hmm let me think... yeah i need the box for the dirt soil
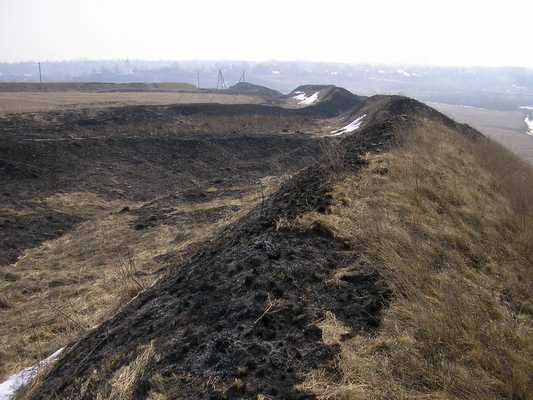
[0,85,383,383]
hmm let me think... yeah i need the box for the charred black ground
[0,88,371,267]
[0,100,332,266]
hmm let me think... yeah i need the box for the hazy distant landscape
[2,60,533,110]
[2,1,533,398]
[2,60,533,162]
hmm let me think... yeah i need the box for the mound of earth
[288,85,365,116]
[225,82,282,98]
[332,95,482,138]
[21,96,484,400]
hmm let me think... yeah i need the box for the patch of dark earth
[0,107,321,266]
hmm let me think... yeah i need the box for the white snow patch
[525,116,533,136]
[300,92,320,105]
[520,106,533,110]
[293,91,320,105]
[271,70,281,75]
[330,114,367,136]
[0,348,63,400]
[292,92,306,101]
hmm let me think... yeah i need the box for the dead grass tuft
[107,342,158,400]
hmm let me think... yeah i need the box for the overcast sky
[1,0,532,67]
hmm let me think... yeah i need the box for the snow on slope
[292,91,320,105]
[525,115,533,136]
[330,114,367,136]
[0,348,63,400]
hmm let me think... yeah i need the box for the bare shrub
[115,249,145,304]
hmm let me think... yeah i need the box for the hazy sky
[1,0,532,67]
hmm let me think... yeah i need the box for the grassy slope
[429,102,533,165]
[296,119,533,399]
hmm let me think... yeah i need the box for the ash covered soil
[0,101,330,266]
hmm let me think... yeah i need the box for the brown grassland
[0,92,262,114]
[293,119,533,399]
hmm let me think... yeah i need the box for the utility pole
[38,62,43,84]
[216,69,226,90]
[239,70,246,83]
[196,71,200,89]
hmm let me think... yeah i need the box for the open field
[0,92,262,114]
[430,102,533,164]
[0,83,198,92]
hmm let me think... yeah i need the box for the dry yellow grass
[0,92,262,114]
[0,185,274,381]
[107,342,158,400]
[296,120,533,399]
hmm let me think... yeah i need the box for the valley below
[430,102,533,164]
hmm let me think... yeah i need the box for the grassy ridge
[295,119,533,399]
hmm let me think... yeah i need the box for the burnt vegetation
[0,86,531,400]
